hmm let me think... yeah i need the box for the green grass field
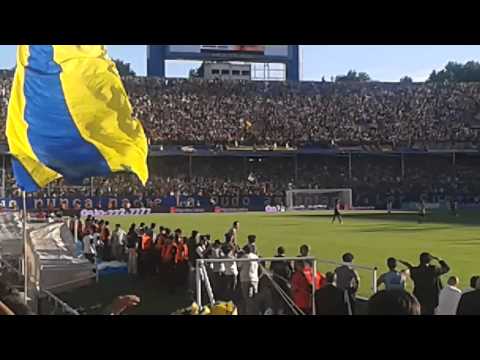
[60,210,480,314]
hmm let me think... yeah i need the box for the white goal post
[285,189,353,211]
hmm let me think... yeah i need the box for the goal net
[285,189,353,211]
[195,256,377,315]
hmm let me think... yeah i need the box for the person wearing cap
[399,252,450,315]
[436,276,462,315]
[456,277,480,315]
[377,257,408,291]
[334,253,360,315]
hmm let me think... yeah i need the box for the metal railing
[0,255,80,315]
[39,289,79,315]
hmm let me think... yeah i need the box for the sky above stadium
[1,45,480,82]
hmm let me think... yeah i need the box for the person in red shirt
[291,260,326,315]
[154,228,166,275]
[161,235,178,293]
[291,260,313,315]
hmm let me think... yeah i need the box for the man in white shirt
[222,244,238,302]
[82,229,96,263]
[238,244,259,315]
[436,276,462,315]
[209,240,226,299]
[111,224,127,261]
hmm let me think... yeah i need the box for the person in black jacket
[314,272,349,315]
[399,252,450,315]
[456,278,480,315]
[270,246,293,315]
[368,289,421,315]
[126,223,138,275]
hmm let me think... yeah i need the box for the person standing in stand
[334,253,360,315]
[297,244,313,268]
[463,276,479,294]
[247,235,257,254]
[376,257,408,291]
[101,221,111,261]
[161,235,177,293]
[456,278,480,315]
[238,244,259,315]
[111,224,127,261]
[315,272,349,315]
[270,246,293,315]
[82,228,96,264]
[174,236,190,293]
[126,224,138,276]
[141,226,154,277]
[291,260,313,315]
[135,226,146,277]
[399,253,450,315]
[209,240,226,299]
[222,243,238,302]
[436,276,462,315]
[154,228,166,277]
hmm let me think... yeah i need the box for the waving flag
[6,45,148,192]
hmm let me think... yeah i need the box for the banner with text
[0,195,285,212]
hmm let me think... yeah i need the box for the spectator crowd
[1,75,480,148]
[2,75,480,206]
[4,153,480,209]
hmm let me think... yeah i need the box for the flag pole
[22,190,28,304]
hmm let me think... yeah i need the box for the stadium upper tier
[1,76,480,147]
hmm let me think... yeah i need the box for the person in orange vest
[141,230,153,251]
[175,236,190,291]
[141,228,154,277]
[161,235,177,293]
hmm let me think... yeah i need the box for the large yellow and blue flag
[6,45,149,192]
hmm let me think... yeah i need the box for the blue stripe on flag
[24,45,110,184]
[11,158,40,193]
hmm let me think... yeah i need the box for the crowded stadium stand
[1,74,480,210]
[1,67,480,315]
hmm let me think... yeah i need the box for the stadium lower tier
[1,153,480,211]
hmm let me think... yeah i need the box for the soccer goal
[195,256,377,315]
[285,189,353,211]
